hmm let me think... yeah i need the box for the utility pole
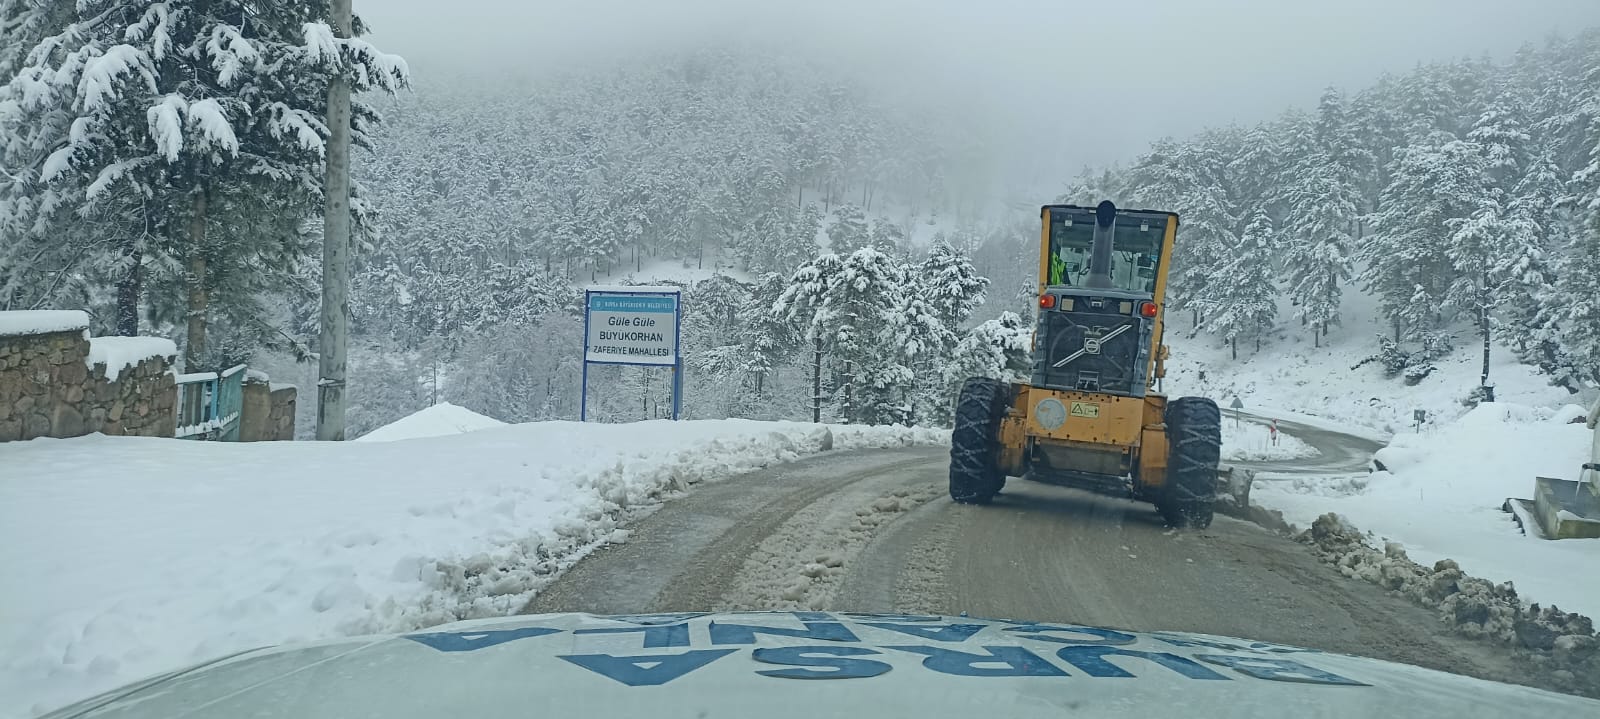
[317,0,353,441]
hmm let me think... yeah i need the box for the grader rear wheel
[1157,396,1222,528]
[949,377,1010,504]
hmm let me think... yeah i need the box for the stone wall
[0,329,176,442]
[268,386,296,441]
[239,379,297,442]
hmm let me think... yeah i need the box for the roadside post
[580,286,683,422]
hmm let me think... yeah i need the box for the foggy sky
[357,0,1600,191]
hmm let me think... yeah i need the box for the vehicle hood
[42,611,1597,718]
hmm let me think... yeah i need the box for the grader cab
[949,200,1224,528]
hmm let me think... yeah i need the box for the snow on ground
[1252,402,1600,619]
[605,257,752,286]
[354,402,506,442]
[85,336,177,381]
[0,310,89,336]
[1220,418,1317,461]
[1164,284,1580,438]
[0,419,948,719]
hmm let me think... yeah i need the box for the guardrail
[175,364,246,441]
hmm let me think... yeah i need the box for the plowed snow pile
[0,419,947,718]
[354,402,506,442]
[1253,402,1600,619]
[1221,419,1317,461]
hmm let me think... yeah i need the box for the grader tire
[1159,396,1221,528]
[949,377,1010,504]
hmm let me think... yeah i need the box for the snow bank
[1220,418,1318,461]
[0,419,946,718]
[85,336,177,381]
[354,402,507,442]
[0,310,89,337]
[1253,402,1600,618]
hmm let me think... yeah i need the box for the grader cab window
[1047,210,1167,293]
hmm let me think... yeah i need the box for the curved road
[524,424,1540,692]
[1231,413,1385,476]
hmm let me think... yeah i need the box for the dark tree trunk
[842,360,854,424]
[183,190,209,370]
[811,336,823,423]
[1313,324,1320,348]
[1230,336,1237,361]
[115,239,142,336]
[1479,265,1491,388]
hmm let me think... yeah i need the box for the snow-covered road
[524,432,1557,697]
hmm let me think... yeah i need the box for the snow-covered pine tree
[827,203,869,254]
[1489,134,1564,383]
[1202,210,1278,358]
[920,241,989,333]
[1282,159,1353,346]
[937,311,1031,425]
[1126,136,1235,328]
[1224,122,1286,215]
[1313,86,1378,212]
[867,216,906,256]
[1556,110,1600,385]
[774,253,845,422]
[828,248,911,424]
[1359,137,1477,343]
[901,241,988,424]
[1552,208,1600,385]
[0,1,405,363]
[742,272,799,397]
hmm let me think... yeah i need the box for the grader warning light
[947,201,1224,528]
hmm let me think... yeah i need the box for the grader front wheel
[1157,396,1222,528]
[949,377,1010,504]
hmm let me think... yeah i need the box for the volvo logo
[1083,337,1103,355]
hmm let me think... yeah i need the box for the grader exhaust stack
[1085,200,1117,290]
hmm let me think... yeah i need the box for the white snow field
[0,418,947,719]
[1163,282,1600,620]
[1220,418,1318,461]
[354,401,507,442]
[1163,284,1576,437]
[1254,401,1600,619]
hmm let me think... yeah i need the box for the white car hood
[43,612,1597,718]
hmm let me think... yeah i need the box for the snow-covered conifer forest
[2,3,1597,437]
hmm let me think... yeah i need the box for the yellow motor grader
[949,201,1224,527]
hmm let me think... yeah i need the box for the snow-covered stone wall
[0,316,177,442]
[239,376,296,442]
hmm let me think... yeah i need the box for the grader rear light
[1039,295,1057,309]
[1139,301,1158,318]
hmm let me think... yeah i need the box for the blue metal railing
[175,364,246,441]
